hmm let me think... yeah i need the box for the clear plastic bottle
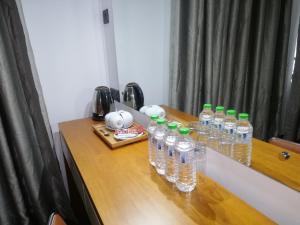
[194,141,207,174]
[164,123,178,183]
[188,122,206,173]
[233,113,253,166]
[175,127,196,192]
[147,114,159,166]
[208,106,225,151]
[154,118,167,175]
[197,103,214,150]
[220,109,237,156]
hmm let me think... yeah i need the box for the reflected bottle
[198,103,214,151]
[208,106,225,151]
[147,114,159,166]
[220,109,237,156]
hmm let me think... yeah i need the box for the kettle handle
[131,83,144,110]
[100,88,112,114]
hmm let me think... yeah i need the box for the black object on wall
[103,9,109,24]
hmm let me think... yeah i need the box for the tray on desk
[92,122,148,149]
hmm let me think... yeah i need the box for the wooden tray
[92,122,148,149]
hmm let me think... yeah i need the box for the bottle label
[180,152,187,164]
[157,142,164,151]
[237,133,249,140]
[218,124,224,130]
[168,145,174,156]
[213,118,224,130]
[215,118,223,123]
[224,122,236,134]
[224,128,234,134]
[237,126,249,133]
[201,115,212,126]
[237,127,250,140]
[151,137,155,145]
[148,126,155,134]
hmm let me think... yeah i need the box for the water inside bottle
[208,112,224,151]
[175,141,196,192]
[220,120,236,156]
[154,131,166,175]
[194,141,206,173]
[165,136,177,182]
[233,119,253,166]
[148,126,156,166]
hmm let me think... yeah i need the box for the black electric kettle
[92,86,113,121]
[123,82,144,110]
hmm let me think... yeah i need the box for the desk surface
[59,108,275,225]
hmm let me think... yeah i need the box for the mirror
[111,0,300,192]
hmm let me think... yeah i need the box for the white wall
[112,0,171,105]
[20,0,109,132]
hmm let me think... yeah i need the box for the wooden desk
[162,105,300,192]
[59,109,275,225]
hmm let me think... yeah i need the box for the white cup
[105,112,124,129]
[139,106,149,114]
[144,105,165,118]
[152,105,166,118]
[118,110,133,128]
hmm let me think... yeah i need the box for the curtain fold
[283,20,300,142]
[0,0,75,224]
[170,0,292,140]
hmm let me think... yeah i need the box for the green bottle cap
[203,103,212,109]
[239,113,249,120]
[216,106,224,112]
[156,118,166,125]
[167,122,177,130]
[179,127,190,135]
[226,109,236,116]
[150,114,159,120]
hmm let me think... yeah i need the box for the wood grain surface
[162,105,300,192]
[59,107,276,225]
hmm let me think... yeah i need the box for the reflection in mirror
[111,0,300,192]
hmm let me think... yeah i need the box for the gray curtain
[169,0,292,140]
[0,0,75,224]
[283,20,300,143]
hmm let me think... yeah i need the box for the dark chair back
[268,137,300,154]
[48,213,67,225]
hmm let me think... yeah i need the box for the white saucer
[114,132,143,140]
[106,122,134,131]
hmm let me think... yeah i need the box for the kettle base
[92,113,105,121]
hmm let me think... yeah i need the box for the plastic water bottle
[220,109,237,156]
[208,106,225,151]
[147,114,159,166]
[198,103,214,149]
[175,127,196,192]
[164,123,178,183]
[233,113,253,166]
[154,118,167,175]
[194,141,207,173]
[188,122,206,173]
